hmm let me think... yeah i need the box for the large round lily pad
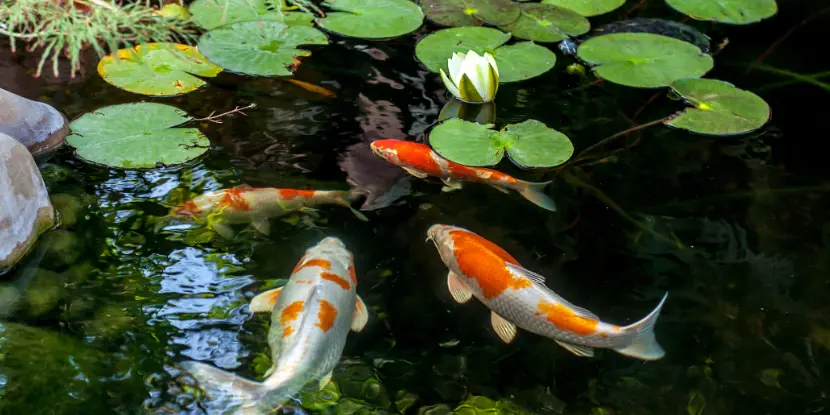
[502,120,573,168]
[189,0,313,30]
[416,27,555,83]
[421,0,520,27]
[577,33,713,88]
[317,0,424,39]
[429,119,503,166]
[666,78,771,135]
[541,0,625,16]
[66,103,209,169]
[97,43,221,97]
[666,0,777,25]
[198,21,328,76]
[499,3,590,43]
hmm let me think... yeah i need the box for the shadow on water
[3,0,830,414]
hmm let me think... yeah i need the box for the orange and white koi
[370,139,556,211]
[171,186,368,237]
[181,237,369,414]
[426,224,667,360]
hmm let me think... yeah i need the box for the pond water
[2,1,830,414]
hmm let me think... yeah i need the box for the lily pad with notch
[97,43,221,97]
[198,21,328,76]
[666,0,777,25]
[421,0,520,27]
[317,0,424,39]
[498,3,590,43]
[665,78,771,135]
[189,0,313,30]
[428,118,573,168]
[577,33,713,88]
[541,0,625,17]
[66,103,210,169]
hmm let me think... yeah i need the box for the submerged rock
[0,88,68,157]
[0,133,56,274]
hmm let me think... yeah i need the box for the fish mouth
[425,224,445,243]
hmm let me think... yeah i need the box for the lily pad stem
[574,115,674,160]
[193,103,257,124]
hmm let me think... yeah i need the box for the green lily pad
[541,0,625,16]
[665,78,771,135]
[317,0,424,39]
[189,0,313,30]
[429,118,572,167]
[97,43,221,97]
[197,21,328,76]
[421,0,520,27]
[415,27,555,83]
[499,3,590,43]
[666,0,777,25]
[577,33,713,88]
[66,103,209,169]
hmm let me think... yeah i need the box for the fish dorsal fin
[351,295,369,332]
[491,312,518,344]
[505,263,599,320]
[447,271,473,304]
[249,287,282,313]
[505,262,546,284]
[555,340,594,357]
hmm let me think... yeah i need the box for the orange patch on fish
[279,189,315,200]
[389,142,443,176]
[282,325,294,338]
[448,230,531,300]
[220,188,251,211]
[348,263,357,285]
[536,302,599,336]
[287,79,337,98]
[280,301,304,325]
[321,272,351,290]
[316,300,338,332]
[292,258,331,275]
[175,200,202,216]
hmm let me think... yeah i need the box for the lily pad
[421,0,520,27]
[577,33,713,88]
[429,118,572,167]
[541,0,625,16]
[189,0,313,30]
[416,27,555,83]
[592,18,711,53]
[66,103,209,169]
[197,21,328,76]
[97,43,221,97]
[666,78,771,135]
[318,0,424,39]
[498,3,590,43]
[666,0,777,25]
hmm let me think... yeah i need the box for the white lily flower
[439,50,499,103]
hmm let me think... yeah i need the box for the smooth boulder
[1,133,55,274]
[0,88,68,156]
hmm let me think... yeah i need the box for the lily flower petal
[484,52,499,79]
[440,68,462,100]
[448,53,465,85]
[457,73,484,103]
[459,52,488,101]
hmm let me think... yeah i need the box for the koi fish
[171,186,368,238]
[370,139,556,211]
[181,237,369,415]
[426,224,667,360]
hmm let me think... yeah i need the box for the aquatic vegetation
[421,0,521,27]
[498,3,590,43]
[665,0,778,25]
[542,0,625,17]
[666,78,772,135]
[317,0,425,39]
[440,51,500,104]
[189,0,314,30]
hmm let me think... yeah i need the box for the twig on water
[573,115,675,160]
[744,6,830,76]
[194,103,257,124]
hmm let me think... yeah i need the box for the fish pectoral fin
[440,178,463,192]
[249,287,283,313]
[263,365,277,378]
[349,207,370,222]
[489,184,510,194]
[505,262,547,284]
[447,271,473,304]
[491,312,518,344]
[402,167,429,179]
[555,340,594,357]
[252,217,271,236]
[351,295,369,332]
[211,221,236,239]
[319,371,333,389]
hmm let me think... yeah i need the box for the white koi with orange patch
[181,237,369,414]
[426,224,667,360]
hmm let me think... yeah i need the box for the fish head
[170,192,224,219]
[369,139,404,165]
[307,237,354,275]
[426,224,459,248]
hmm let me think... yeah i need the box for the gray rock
[0,88,68,156]
[1,133,56,274]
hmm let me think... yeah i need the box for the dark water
[3,1,830,414]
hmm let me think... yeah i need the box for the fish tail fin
[336,191,369,222]
[181,361,276,414]
[614,292,668,361]
[516,180,557,211]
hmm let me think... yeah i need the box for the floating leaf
[318,0,424,39]
[189,0,313,30]
[421,0,520,27]
[541,0,625,16]
[592,18,711,53]
[415,27,555,83]
[429,119,572,167]
[498,3,590,43]
[66,103,209,169]
[577,33,713,88]
[666,0,777,25]
[97,43,221,97]
[666,78,771,135]
[198,21,328,76]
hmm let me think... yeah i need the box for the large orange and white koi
[181,237,369,414]
[426,224,667,360]
[370,139,556,211]
[171,186,368,237]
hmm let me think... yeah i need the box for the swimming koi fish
[171,186,368,238]
[181,237,369,415]
[426,224,667,360]
[370,139,556,211]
